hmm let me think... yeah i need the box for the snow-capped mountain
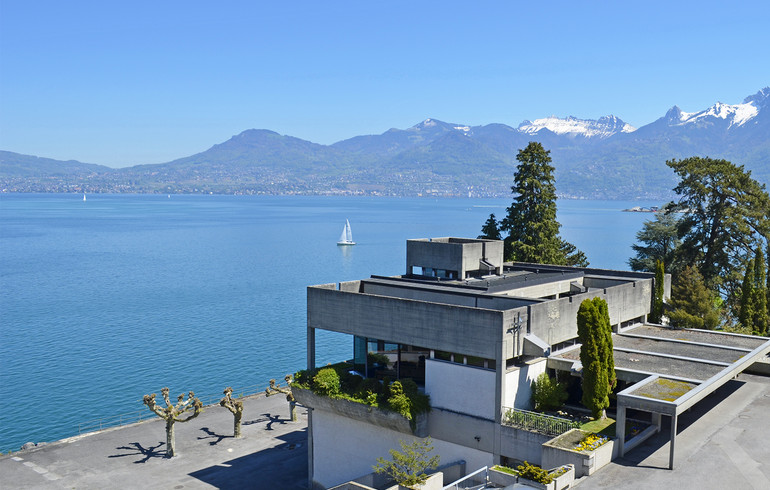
[662,88,768,130]
[665,102,758,129]
[4,87,768,200]
[517,115,635,139]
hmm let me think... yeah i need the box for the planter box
[550,464,575,490]
[384,472,443,490]
[518,477,555,490]
[488,467,518,487]
[292,387,428,437]
[541,429,614,477]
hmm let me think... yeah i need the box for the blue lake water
[0,194,660,452]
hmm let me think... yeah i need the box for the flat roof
[548,324,770,413]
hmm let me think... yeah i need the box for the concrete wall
[500,277,581,299]
[425,359,496,420]
[503,358,548,410]
[428,408,496,454]
[406,238,504,278]
[499,425,552,465]
[308,286,505,359]
[312,409,492,489]
[525,278,652,349]
[362,281,533,311]
[407,239,468,277]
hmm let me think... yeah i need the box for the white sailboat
[337,219,355,246]
[83,193,86,201]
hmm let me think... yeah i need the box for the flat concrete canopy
[547,324,770,470]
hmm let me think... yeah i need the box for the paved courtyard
[0,392,308,489]
[577,373,770,489]
[2,374,768,489]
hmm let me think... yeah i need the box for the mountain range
[2,87,768,200]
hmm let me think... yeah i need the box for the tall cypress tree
[739,257,755,330]
[650,260,665,324]
[596,298,616,391]
[577,297,613,419]
[765,244,770,335]
[499,142,587,266]
[752,247,768,335]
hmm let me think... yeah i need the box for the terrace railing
[501,407,580,437]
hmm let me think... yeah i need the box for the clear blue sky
[1,1,768,168]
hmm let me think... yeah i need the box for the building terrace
[302,237,770,488]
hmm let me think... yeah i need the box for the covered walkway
[548,325,770,469]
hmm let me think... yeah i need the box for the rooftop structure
[302,237,769,489]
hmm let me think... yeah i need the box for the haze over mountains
[2,87,768,200]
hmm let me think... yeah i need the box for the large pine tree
[478,213,501,240]
[667,157,770,301]
[499,142,587,266]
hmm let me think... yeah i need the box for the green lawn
[580,417,616,437]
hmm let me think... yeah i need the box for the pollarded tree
[668,265,721,330]
[478,213,501,240]
[667,157,770,302]
[265,375,298,422]
[577,297,614,419]
[220,387,244,438]
[499,142,587,266]
[143,387,203,458]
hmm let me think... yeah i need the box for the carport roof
[548,324,770,413]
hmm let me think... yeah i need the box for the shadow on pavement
[108,441,166,463]
[262,413,287,431]
[612,378,745,469]
[198,426,233,445]
[189,428,308,489]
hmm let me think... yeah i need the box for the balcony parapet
[292,387,428,437]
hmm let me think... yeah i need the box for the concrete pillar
[616,405,626,457]
[307,409,314,489]
[652,412,662,433]
[306,326,316,488]
[307,326,316,371]
[493,339,506,464]
[669,414,678,470]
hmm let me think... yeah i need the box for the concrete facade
[304,238,661,488]
[406,237,504,278]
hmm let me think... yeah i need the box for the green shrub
[532,372,568,411]
[293,369,310,389]
[517,461,553,484]
[341,372,363,393]
[312,368,340,396]
[400,378,419,395]
[360,377,384,397]
[387,381,412,418]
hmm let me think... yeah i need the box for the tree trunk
[234,412,242,438]
[166,418,175,457]
[289,400,297,422]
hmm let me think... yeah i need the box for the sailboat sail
[337,219,355,245]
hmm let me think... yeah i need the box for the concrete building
[301,237,768,488]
